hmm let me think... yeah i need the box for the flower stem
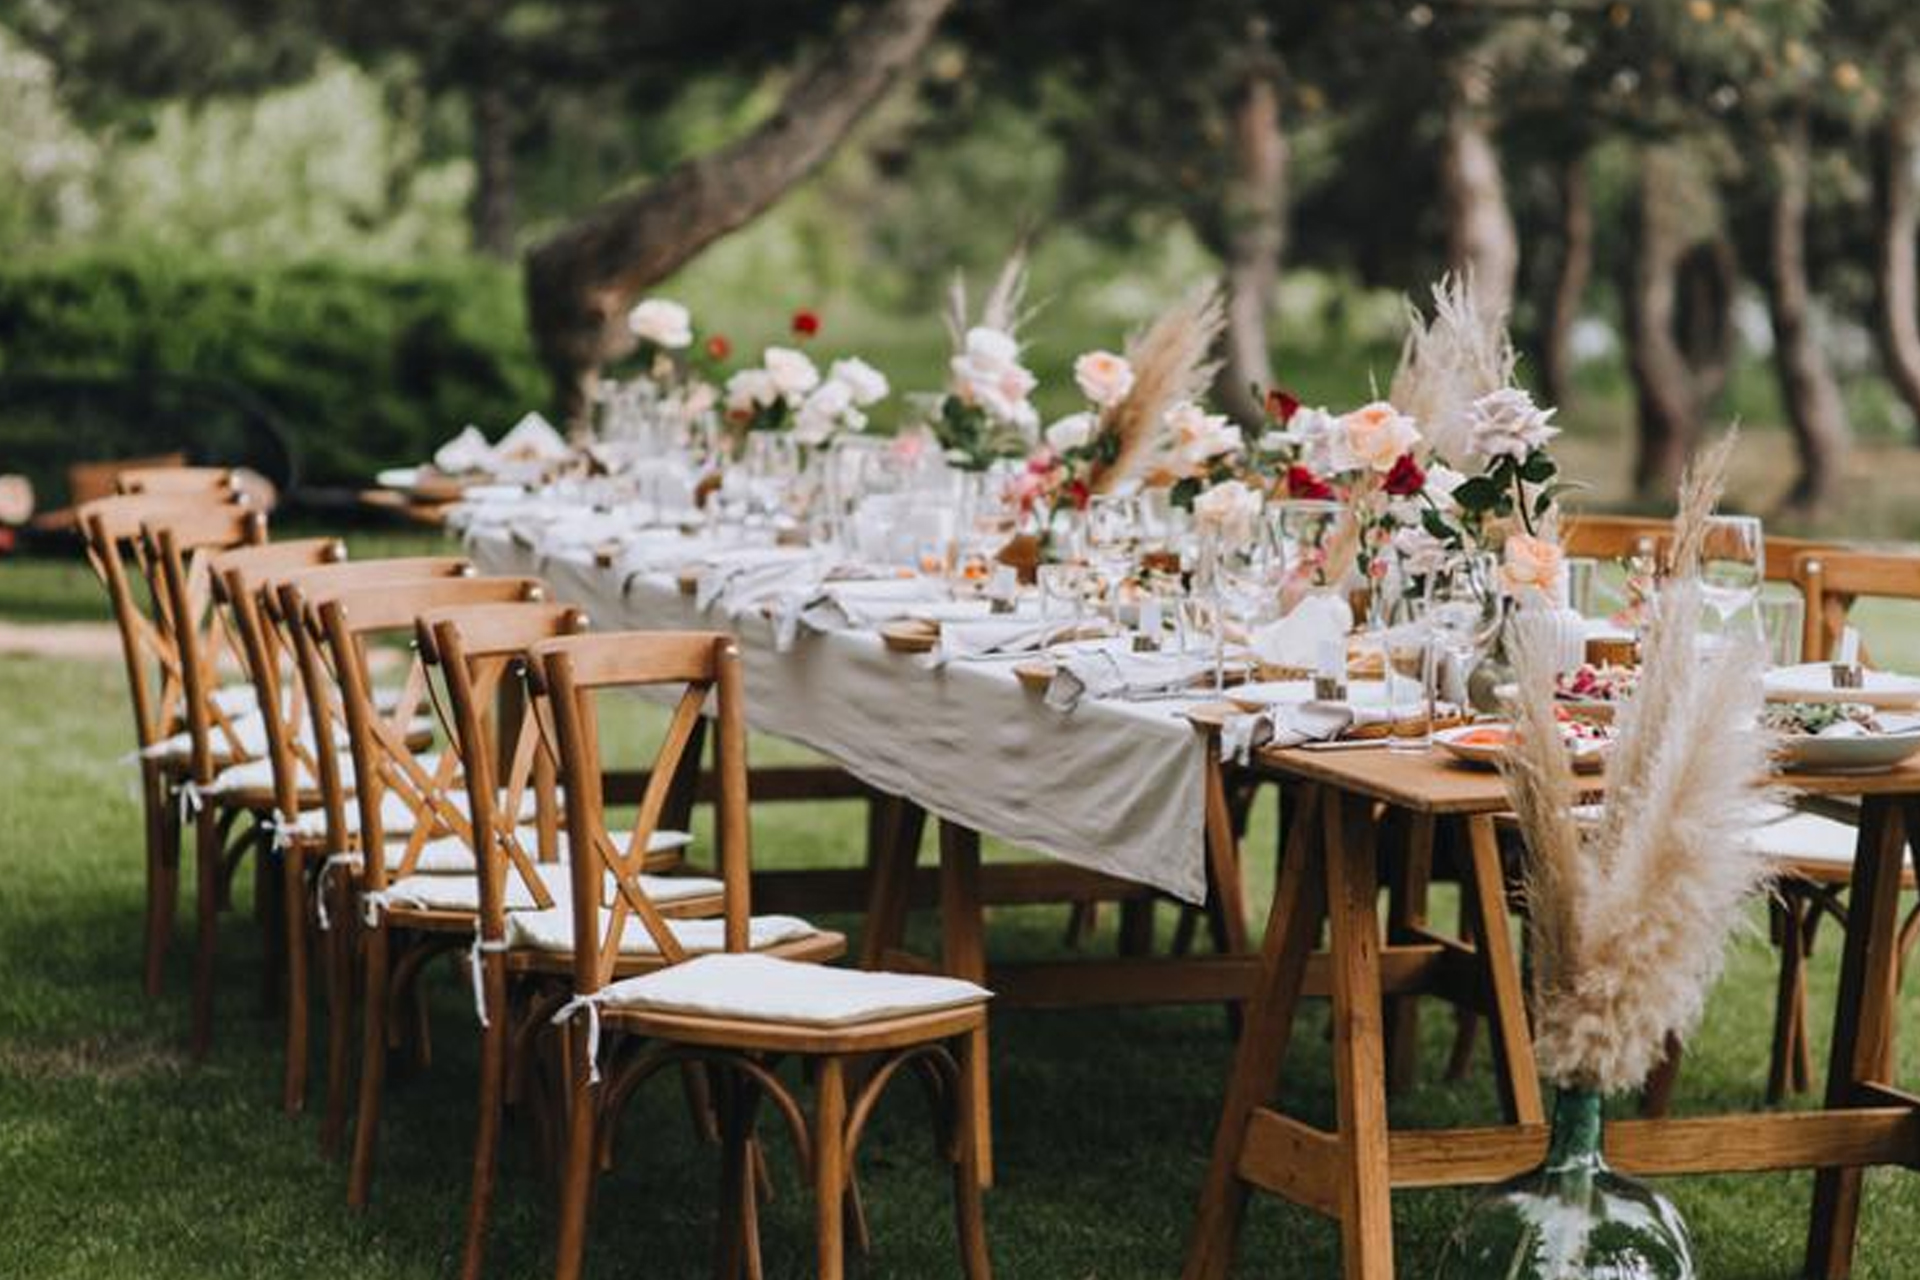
[1511,466,1537,538]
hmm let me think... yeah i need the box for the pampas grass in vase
[1436,492,1777,1278]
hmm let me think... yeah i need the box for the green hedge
[0,257,547,491]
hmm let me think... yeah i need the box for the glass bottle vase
[1432,1088,1695,1280]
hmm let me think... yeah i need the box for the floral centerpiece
[928,256,1042,471]
[722,309,890,452]
[601,295,731,439]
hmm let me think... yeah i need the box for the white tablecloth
[468,533,1210,903]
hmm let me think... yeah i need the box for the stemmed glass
[1269,498,1348,617]
[1424,552,1506,711]
[1084,494,1138,624]
[1203,519,1280,694]
[1698,514,1764,636]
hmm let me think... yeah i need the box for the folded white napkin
[434,425,495,475]
[694,546,820,613]
[1220,700,1357,764]
[495,411,570,463]
[1044,649,1214,712]
[931,617,1057,666]
[1250,594,1352,671]
[808,578,949,631]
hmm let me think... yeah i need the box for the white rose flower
[827,357,889,406]
[763,346,821,402]
[1288,406,1342,475]
[1330,401,1421,473]
[1072,350,1135,408]
[1166,401,1244,473]
[1464,387,1558,461]
[725,368,778,416]
[962,325,1019,365]
[1423,462,1467,510]
[1193,479,1263,542]
[795,379,854,443]
[950,326,1038,431]
[1391,524,1450,577]
[627,298,692,349]
[1045,412,1097,453]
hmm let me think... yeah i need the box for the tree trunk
[1538,154,1592,408]
[525,0,953,429]
[1764,113,1849,516]
[1675,235,1737,405]
[1874,74,1920,437]
[1213,42,1287,426]
[1439,47,1518,319]
[470,81,517,260]
[1624,146,1705,497]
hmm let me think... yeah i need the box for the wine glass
[1084,494,1138,623]
[1205,522,1280,693]
[1698,514,1764,633]
[1424,552,1505,710]
[1269,498,1348,615]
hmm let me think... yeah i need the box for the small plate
[1435,723,1610,772]
[880,620,939,654]
[1774,731,1920,775]
[1764,663,1920,709]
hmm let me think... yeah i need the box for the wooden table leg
[939,819,993,1187]
[1326,791,1395,1279]
[1463,816,1543,1126]
[1182,786,1328,1280]
[1203,756,1252,959]
[858,797,925,970]
[1805,797,1913,1279]
[1384,810,1432,1095]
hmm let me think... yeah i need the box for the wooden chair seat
[1757,811,1919,886]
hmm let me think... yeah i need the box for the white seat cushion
[381,871,724,915]
[598,953,990,1026]
[204,751,361,798]
[507,909,814,956]
[406,825,691,874]
[1751,811,1860,867]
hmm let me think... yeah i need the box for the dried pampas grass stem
[1389,271,1517,464]
[1669,427,1741,578]
[1092,285,1224,493]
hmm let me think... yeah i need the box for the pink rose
[1501,533,1565,598]
[1333,401,1421,473]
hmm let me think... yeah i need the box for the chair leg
[713,1067,763,1280]
[461,961,510,1280]
[257,833,283,1015]
[952,1029,993,1280]
[812,1056,849,1280]
[347,923,392,1208]
[321,877,355,1158]
[1639,1033,1682,1118]
[552,1019,600,1280]
[189,802,221,1058]
[282,849,311,1113]
[142,767,178,998]
[1769,892,1809,1104]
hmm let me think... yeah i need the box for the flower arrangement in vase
[721,308,890,456]
[925,254,1043,473]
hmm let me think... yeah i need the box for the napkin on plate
[694,546,820,613]
[804,578,950,632]
[1220,700,1357,764]
[931,617,1057,666]
[434,425,495,474]
[1250,594,1353,671]
[1044,649,1214,712]
[495,411,570,463]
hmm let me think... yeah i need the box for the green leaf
[1519,451,1557,484]
[1421,508,1459,543]
[1452,475,1504,511]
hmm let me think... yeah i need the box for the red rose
[1383,452,1425,497]
[1265,387,1301,424]
[1067,479,1091,510]
[1285,464,1335,500]
[791,309,821,338]
[705,334,732,360]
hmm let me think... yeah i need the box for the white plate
[1774,731,1920,775]
[1763,664,1920,709]
[376,466,421,489]
[1434,723,1611,771]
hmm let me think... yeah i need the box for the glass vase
[1433,1089,1695,1280]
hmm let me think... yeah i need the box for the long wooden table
[1181,742,1920,1280]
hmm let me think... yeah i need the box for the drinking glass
[1085,494,1138,622]
[1760,593,1805,668]
[1699,514,1764,632]
[1205,522,1281,693]
[1424,552,1505,709]
[1382,610,1436,753]
[1039,563,1093,630]
[1270,498,1348,617]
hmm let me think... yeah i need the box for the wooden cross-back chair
[314,573,567,1206]
[531,631,991,1280]
[1794,548,1920,662]
[77,491,244,998]
[210,536,349,1112]
[423,601,735,1280]
[146,505,274,1058]
[118,465,239,497]
[1563,512,1832,583]
[269,554,479,1149]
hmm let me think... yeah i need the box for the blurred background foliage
[2,0,1919,533]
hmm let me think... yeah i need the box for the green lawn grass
[1,641,1917,1278]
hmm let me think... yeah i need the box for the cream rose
[1332,401,1421,473]
[627,298,692,348]
[827,357,889,407]
[1166,401,1244,474]
[1466,387,1558,461]
[1073,350,1135,408]
[1045,412,1096,453]
[763,346,821,402]
[1501,532,1565,598]
[1193,479,1263,543]
[950,326,1038,431]
[724,368,778,416]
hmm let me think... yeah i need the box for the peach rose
[1332,401,1421,473]
[1073,350,1135,408]
[1501,533,1565,598]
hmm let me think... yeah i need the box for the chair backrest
[146,508,271,782]
[1792,549,1920,662]
[421,602,590,940]
[68,453,187,508]
[117,466,238,497]
[1564,512,1830,584]
[316,576,547,886]
[78,492,245,754]
[211,538,347,821]
[273,557,476,846]
[529,631,751,995]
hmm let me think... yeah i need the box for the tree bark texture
[470,80,517,261]
[1764,113,1849,515]
[525,0,954,428]
[1538,154,1592,409]
[1213,45,1287,426]
[1874,74,1920,439]
[1439,48,1518,320]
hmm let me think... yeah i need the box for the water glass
[1760,593,1806,668]
[1699,514,1764,631]
[1381,621,1435,752]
